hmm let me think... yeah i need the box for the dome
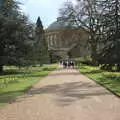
[47,17,75,30]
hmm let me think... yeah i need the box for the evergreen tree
[0,0,34,72]
[34,16,49,65]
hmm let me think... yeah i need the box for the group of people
[59,59,75,68]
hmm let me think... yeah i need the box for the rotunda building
[45,17,89,62]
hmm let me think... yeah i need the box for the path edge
[77,69,120,99]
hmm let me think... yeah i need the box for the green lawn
[0,64,57,108]
[78,64,120,96]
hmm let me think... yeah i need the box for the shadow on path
[28,81,110,106]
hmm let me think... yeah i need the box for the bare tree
[59,0,108,65]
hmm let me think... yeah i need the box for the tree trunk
[117,64,120,71]
[91,43,98,66]
[49,52,53,63]
[0,65,3,73]
[89,32,98,66]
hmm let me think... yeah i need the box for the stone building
[45,18,90,62]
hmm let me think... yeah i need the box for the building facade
[45,18,90,62]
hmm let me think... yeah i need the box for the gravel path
[0,67,120,120]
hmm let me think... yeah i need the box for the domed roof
[47,17,75,30]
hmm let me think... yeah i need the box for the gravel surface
[0,67,120,120]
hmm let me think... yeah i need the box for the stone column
[47,36,50,47]
[50,35,53,46]
[54,34,57,46]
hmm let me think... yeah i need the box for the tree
[9,14,35,67]
[0,0,19,72]
[59,0,105,65]
[96,0,120,70]
[59,0,120,70]
[0,0,34,72]
[34,16,49,65]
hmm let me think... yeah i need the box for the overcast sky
[19,0,68,28]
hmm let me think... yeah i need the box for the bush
[75,57,93,66]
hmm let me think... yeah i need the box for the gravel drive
[0,67,120,120]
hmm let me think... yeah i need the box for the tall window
[54,34,57,46]
[50,35,53,46]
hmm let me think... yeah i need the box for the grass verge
[0,64,57,108]
[78,64,120,97]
